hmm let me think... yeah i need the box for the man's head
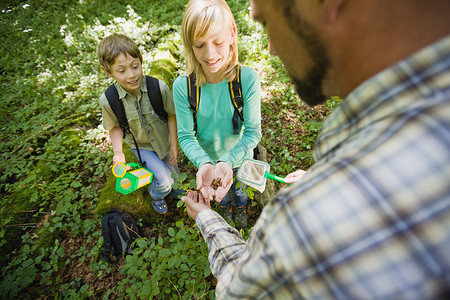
[250,0,450,105]
[251,0,331,106]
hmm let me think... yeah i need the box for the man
[182,0,450,298]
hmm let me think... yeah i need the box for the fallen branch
[2,223,37,228]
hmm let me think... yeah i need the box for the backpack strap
[228,65,244,135]
[105,79,164,167]
[187,73,200,135]
[105,84,130,139]
[145,76,168,123]
[101,213,113,257]
[187,66,243,136]
[121,210,141,240]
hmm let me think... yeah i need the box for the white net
[237,159,270,193]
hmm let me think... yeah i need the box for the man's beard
[282,3,331,106]
[290,57,328,106]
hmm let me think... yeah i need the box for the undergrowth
[0,0,340,298]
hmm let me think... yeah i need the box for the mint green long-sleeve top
[173,66,262,169]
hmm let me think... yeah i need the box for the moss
[148,37,181,89]
[60,129,81,149]
[96,143,160,222]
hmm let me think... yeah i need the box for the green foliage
[114,222,214,299]
[0,0,340,298]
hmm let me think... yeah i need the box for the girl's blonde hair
[182,0,238,86]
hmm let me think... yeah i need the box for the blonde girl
[173,0,261,228]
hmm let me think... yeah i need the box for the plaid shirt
[196,35,450,299]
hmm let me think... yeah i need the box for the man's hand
[214,162,233,202]
[182,190,210,220]
[282,169,307,187]
[197,163,215,201]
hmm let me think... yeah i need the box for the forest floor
[31,82,333,299]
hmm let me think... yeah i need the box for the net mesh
[237,159,270,193]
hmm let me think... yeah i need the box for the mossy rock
[60,129,81,148]
[149,56,178,89]
[96,143,161,222]
[148,38,182,89]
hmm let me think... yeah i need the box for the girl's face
[192,25,234,83]
[106,53,143,97]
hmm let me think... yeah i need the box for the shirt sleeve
[196,199,292,299]
[218,67,262,168]
[173,76,215,168]
[159,80,176,115]
[99,93,118,131]
[195,209,248,290]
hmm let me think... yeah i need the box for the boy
[98,33,179,214]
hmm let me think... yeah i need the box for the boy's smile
[107,53,143,97]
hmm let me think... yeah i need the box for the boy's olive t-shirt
[99,78,175,159]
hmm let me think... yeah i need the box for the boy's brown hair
[97,33,143,73]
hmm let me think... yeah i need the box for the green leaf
[136,238,147,248]
[168,227,175,237]
[189,179,197,189]
[140,279,152,296]
[204,266,211,277]
[70,181,82,188]
[179,172,187,182]
[22,259,33,268]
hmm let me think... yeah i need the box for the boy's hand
[113,152,126,166]
[182,190,210,220]
[196,163,214,201]
[214,162,233,202]
[169,146,179,165]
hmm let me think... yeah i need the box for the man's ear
[321,0,345,25]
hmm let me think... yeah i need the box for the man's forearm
[196,209,247,284]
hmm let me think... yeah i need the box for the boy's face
[104,53,143,97]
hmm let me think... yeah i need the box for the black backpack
[187,65,243,135]
[104,76,168,165]
[101,209,141,263]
